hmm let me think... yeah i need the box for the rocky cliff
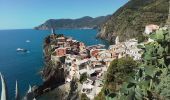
[33,34,82,100]
[98,0,169,43]
[33,34,66,98]
[37,79,81,100]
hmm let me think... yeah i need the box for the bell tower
[115,36,119,45]
[51,28,55,34]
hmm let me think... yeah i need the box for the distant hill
[97,0,169,43]
[35,16,111,30]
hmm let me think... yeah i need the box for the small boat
[16,48,28,52]
[26,40,31,43]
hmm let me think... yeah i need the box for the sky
[0,0,128,29]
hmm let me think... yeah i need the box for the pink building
[145,24,159,34]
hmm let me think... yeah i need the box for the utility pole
[168,0,170,35]
[167,0,170,25]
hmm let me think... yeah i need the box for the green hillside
[35,16,111,30]
[98,0,169,43]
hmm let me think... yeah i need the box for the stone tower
[51,28,55,34]
[115,36,119,45]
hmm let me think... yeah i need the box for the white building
[124,39,142,60]
[144,24,160,42]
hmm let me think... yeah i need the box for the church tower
[51,28,55,34]
[115,36,119,45]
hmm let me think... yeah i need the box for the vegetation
[80,73,88,84]
[98,0,169,43]
[35,16,111,30]
[81,93,90,100]
[94,88,105,100]
[95,57,138,100]
[104,27,170,100]
[137,34,148,43]
[105,57,138,92]
[68,77,79,100]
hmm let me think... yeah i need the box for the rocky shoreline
[33,33,82,100]
[33,34,66,99]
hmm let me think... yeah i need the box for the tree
[94,57,137,100]
[105,57,137,92]
[81,93,90,100]
[67,77,79,100]
[80,73,87,84]
[137,34,148,43]
[107,27,170,100]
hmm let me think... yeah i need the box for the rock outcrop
[37,78,81,100]
[33,33,82,100]
[33,34,66,98]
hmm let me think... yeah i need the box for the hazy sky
[0,0,128,29]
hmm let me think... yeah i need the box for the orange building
[56,48,66,57]
[90,49,99,58]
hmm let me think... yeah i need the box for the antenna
[167,0,170,26]
[168,0,170,35]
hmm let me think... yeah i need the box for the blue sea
[0,29,107,99]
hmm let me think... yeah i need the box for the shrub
[80,73,87,84]
[81,93,90,100]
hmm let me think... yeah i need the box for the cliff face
[34,34,81,100]
[34,34,66,97]
[35,16,111,30]
[98,0,169,43]
[37,78,80,100]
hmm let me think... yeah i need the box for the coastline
[0,29,106,99]
[34,31,111,99]
[34,27,143,99]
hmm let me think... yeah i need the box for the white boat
[16,48,28,52]
[26,40,30,43]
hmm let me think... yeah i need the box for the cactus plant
[104,27,170,100]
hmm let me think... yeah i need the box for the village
[47,24,160,99]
